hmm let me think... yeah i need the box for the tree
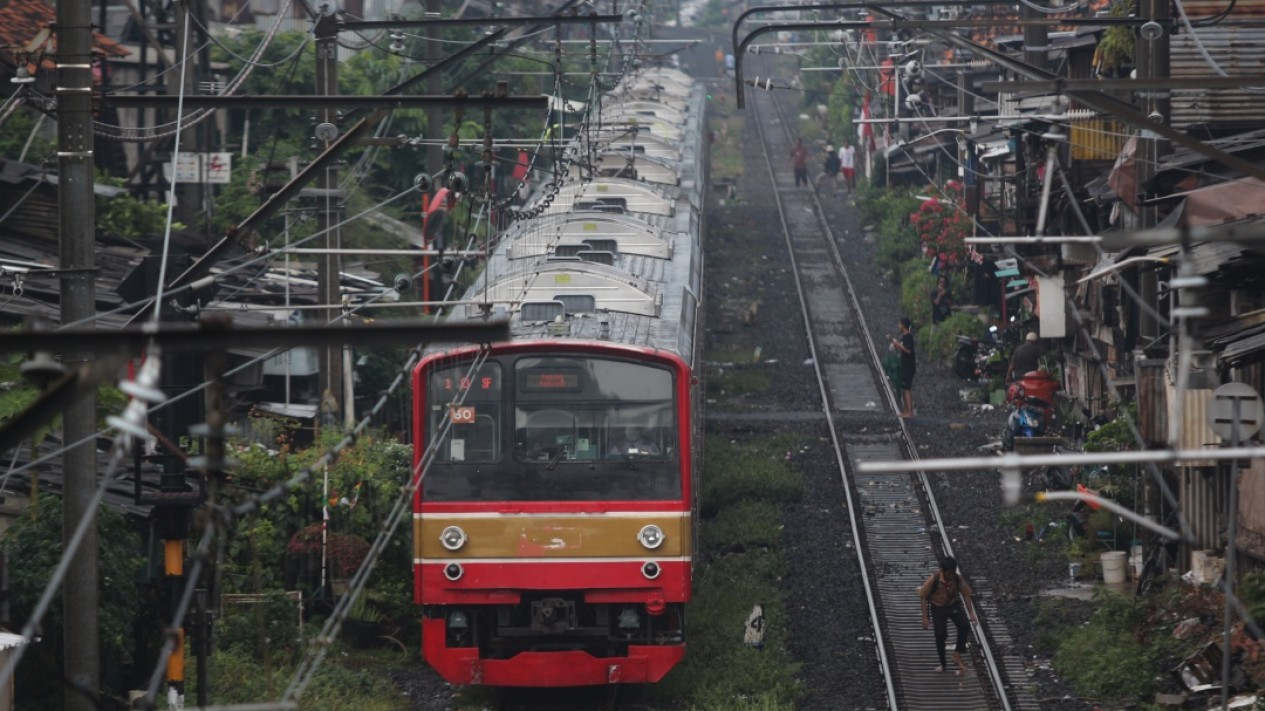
[4,497,144,710]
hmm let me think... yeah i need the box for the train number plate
[448,405,476,424]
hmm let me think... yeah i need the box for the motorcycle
[952,335,983,379]
[1001,386,1049,452]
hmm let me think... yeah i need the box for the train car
[411,68,707,687]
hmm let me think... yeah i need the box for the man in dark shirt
[889,317,916,418]
[1007,332,1042,382]
[789,138,809,187]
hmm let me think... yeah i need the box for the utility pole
[56,0,100,706]
[314,9,344,428]
[173,0,202,228]
[1136,0,1171,531]
[424,0,443,314]
[426,0,444,175]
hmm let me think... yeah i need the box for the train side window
[426,361,502,463]
[455,414,498,461]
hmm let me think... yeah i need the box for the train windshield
[422,356,681,502]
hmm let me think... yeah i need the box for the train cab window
[516,408,599,462]
[426,362,502,463]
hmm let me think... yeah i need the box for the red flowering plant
[288,523,370,579]
[908,180,971,269]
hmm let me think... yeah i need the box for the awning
[1175,177,1265,226]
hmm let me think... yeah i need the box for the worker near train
[918,556,978,676]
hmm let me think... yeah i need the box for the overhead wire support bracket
[101,95,551,110]
[0,319,510,357]
[340,13,624,31]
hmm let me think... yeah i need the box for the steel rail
[747,54,1014,711]
[747,67,900,711]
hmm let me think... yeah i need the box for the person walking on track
[918,556,978,676]
[789,138,809,187]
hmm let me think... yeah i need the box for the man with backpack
[918,556,978,675]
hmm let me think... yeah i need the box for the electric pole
[174,0,203,228]
[314,9,344,428]
[56,0,100,706]
[1136,0,1171,529]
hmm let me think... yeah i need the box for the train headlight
[440,526,468,551]
[641,561,661,580]
[444,562,464,581]
[637,525,665,550]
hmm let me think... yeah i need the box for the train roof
[430,76,706,364]
[505,212,672,260]
[593,153,680,186]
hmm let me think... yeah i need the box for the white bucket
[1101,551,1127,584]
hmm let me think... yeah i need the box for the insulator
[119,379,168,404]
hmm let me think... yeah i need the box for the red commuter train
[411,66,706,687]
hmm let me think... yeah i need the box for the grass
[193,646,411,711]
[699,435,804,517]
[705,364,773,399]
[651,433,805,710]
[709,92,745,183]
[707,346,765,365]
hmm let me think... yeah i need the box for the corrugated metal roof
[1179,0,1265,19]
[1171,27,1265,129]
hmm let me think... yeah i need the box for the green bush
[898,260,937,328]
[4,497,144,710]
[217,589,305,661]
[857,188,921,276]
[1054,589,1169,703]
[918,312,986,364]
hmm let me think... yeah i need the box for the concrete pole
[55,0,100,706]
[315,11,343,427]
[426,0,444,175]
[1022,2,1048,73]
[174,0,203,228]
[1139,0,1171,522]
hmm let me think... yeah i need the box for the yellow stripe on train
[415,513,692,559]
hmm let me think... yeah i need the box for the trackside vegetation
[653,435,805,710]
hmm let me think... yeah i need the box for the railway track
[744,60,1037,711]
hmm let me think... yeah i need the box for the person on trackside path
[838,137,857,193]
[919,556,978,676]
[890,316,916,418]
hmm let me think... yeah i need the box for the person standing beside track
[919,556,978,676]
[889,317,916,418]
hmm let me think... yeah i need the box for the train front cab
[413,345,693,686]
